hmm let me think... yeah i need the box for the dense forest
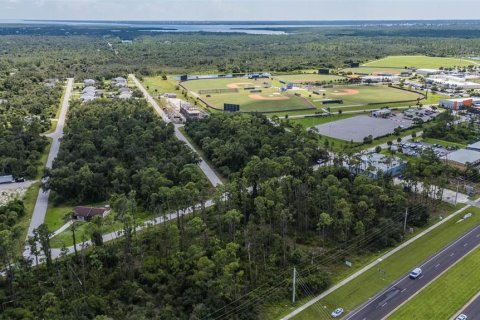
[0,62,62,178]
[3,24,480,80]
[2,161,426,320]
[44,99,209,208]
[185,113,327,177]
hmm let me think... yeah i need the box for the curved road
[345,223,480,320]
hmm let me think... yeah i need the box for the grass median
[267,205,480,319]
[389,246,480,319]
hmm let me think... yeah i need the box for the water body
[2,20,480,35]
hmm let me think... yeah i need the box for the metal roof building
[447,149,480,167]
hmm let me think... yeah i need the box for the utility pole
[292,266,297,304]
[455,179,460,205]
[403,207,408,232]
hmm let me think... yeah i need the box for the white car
[331,307,344,318]
[456,314,467,320]
[409,267,422,279]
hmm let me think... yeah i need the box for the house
[72,206,110,221]
[44,78,58,88]
[112,77,128,88]
[84,79,96,87]
[118,91,133,99]
[0,175,14,184]
[82,86,97,94]
[80,92,96,102]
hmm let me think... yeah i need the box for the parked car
[456,314,467,320]
[331,307,344,318]
[15,177,25,183]
[409,267,422,279]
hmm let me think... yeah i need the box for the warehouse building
[447,149,480,168]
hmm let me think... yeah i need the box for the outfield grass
[268,205,480,320]
[389,246,480,320]
[364,55,479,69]
[341,67,407,75]
[273,74,345,83]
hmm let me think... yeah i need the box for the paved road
[452,291,480,320]
[345,222,480,320]
[26,78,74,239]
[129,74,223,187]
[279,203,475,320]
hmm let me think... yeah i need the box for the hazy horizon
[1,0,480,21]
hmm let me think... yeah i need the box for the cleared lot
[314,115,413,142]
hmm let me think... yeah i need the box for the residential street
[25,78,74,239]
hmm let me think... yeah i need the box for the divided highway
[452,291,480,320]
[345,223,480,320]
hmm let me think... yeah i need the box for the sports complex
[181,74,425,113]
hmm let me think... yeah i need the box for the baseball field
[182,77,315,113]
[363,55,479,69]
[292,84,424,108]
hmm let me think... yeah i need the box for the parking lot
[314,110,437,142]
[397,141,453,158]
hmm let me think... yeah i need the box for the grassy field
[183,77,314,113]
[266,205,480,319]
[309,85,423,107]
[273,74,345,83]
[364,55,479,69]
[341,67,407,75]
[389,246,480,320]
[141,75,181,95]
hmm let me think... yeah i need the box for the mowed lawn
[364,55,479,69]
[183,77,315,112]
[341,67,407,75]
[274,74,345,83]
[272,206,480,320]
[312,85,423,107]
[389,247,480,320]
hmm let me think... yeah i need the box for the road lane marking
[401,288,407,293]
[435,263,441,268]
[451,252,455,256]
[464,243,469,247]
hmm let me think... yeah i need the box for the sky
[1,0,480,21]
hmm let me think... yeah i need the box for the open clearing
[364,55,479,69]
[183,77,315,113]
[389,246,480,320]
[341,67,407,75]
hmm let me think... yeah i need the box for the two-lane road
[345,223,480,320]
[26,78,74,239]
[129,74,223,187]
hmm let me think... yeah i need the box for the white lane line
[464,243,469,247]
[381,302,388,308]
[435,263,441,268]
[401,288,407,293]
